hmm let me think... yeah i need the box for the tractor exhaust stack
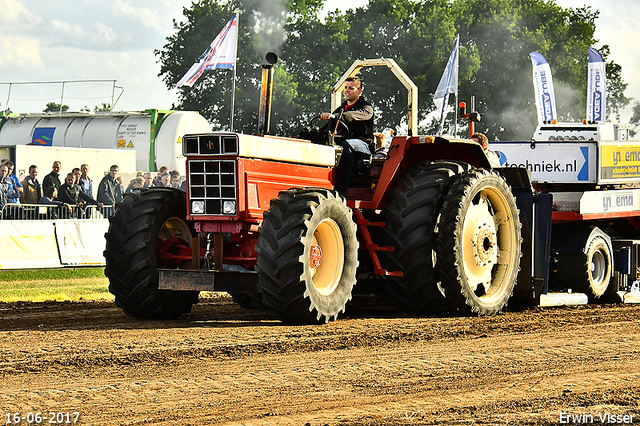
[257,52,278,136]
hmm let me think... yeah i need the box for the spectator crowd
[0,159,184,215]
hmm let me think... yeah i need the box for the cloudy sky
[1,0,638,124]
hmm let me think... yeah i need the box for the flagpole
[454,34,459,137]
[230,66,236,131]
[229,13,238,132]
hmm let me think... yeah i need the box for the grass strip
[0,268,112,302]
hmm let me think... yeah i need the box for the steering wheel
[325,115,350,142]
[305,116,349,145]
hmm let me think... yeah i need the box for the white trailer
[0,109,213,175]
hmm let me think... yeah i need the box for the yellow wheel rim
[309,218,344,296]
[461,185,518,304]
[159,217,193,246]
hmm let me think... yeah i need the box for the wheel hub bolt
[475,226,496,265]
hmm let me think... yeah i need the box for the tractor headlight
[192,200,205,214]
[223,200,236,215]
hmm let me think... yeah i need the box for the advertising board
[599,142,640,183]
[491,141,596,184]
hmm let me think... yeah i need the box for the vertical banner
[530,52,557,124]
[587,47,606,123]
[434,36,459,135]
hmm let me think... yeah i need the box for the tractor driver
[320,76,374,194]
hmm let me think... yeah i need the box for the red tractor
[104,59,524,323]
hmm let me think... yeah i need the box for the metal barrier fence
[0,204,116,220]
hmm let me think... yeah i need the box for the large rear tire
[557,235,612,301]
[380,162,469,315]
[436,169,521,315]
[255,188,358,324]
[229,292,266,310]
[104,189,199,319]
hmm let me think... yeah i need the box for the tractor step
[353,208,403,277]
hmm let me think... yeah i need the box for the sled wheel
[380,161,470,315]
[557,235,612,300]
[436,169,521,315]
[256,188,358,323]
[104,188,199,319]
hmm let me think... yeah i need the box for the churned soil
[1,295,639,425]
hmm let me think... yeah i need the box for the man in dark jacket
[72,168,86,194]
[38,187,73,216]
[97,165,123,206]
[319,76,374,193]
[58,173,102,208]
[42,161,62,196]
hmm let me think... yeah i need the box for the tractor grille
[183,134,238,155]
[188,159,237,216]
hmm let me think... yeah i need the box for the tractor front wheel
[255,188,358,323]
[104,188,199,319]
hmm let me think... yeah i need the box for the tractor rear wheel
[104,188,199,319]
[255,188,358,323]
[557,235,612,301]
[436,169,521,315]
[380,161,469,315]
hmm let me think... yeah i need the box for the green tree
[630,101,640,138]
[598,45,630,123]
[155,0,315,134]
[94,103,112,112]
[43,102,69,113]
[331,0,471,133]
[453,0,602,140]
[0,102,11,115]
[81,103,112,113]
[157,0,629,141]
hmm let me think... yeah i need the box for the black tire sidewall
[105,189,198,318]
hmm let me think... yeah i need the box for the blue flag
[587,47,606,123]
[530,52,557,124]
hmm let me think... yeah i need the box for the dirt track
[1,296,639,425]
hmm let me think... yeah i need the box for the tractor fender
[552,224,613,259]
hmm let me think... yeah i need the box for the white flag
[530,52,557,124]
[434,36,459,135]
[176,14,238,88]
[587,47,606,123]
